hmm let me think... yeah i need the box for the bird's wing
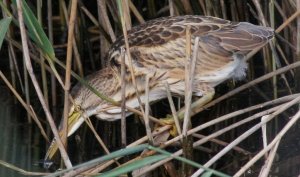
[107,15,273,75]
[106,15,232,72]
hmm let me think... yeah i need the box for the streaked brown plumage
[44,15,274,161]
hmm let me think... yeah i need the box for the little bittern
[45,15,274,161]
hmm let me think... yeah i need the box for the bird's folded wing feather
[106,15,273,75]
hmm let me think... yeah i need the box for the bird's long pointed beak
[44,110,84,162]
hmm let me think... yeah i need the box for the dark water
[0,86,44,177]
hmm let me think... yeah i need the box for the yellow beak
[44,110,83,160]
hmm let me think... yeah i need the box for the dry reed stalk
[47,0,57,121]
[136,105,281,176]
[258,140,279,177]
[37,0,49,112]
[61,0,83,76]
[121,48,127,147]
[1,1,18,95]
[275,44,295,77]
[182,25,194,176]
[275,33,297,52]
[7,38,24,94]
[206,0,214,16]
[181,0,193,14]
[129,0,145,23]
[164,82,182,136]
[23,48,30,122]
[137,94,300,175]
[8,45,16,94]
[198,0,206,15]
[182,37,199,135]
[105,1,119,23]
[169,0,174,16]
[274,1,295,32]
[0,160,49,176]
[6,38,54,73]
[15,0,72,168]
[97,0,113,67]
[220,0,227,19]
[62,0,78,165]
[275,9,300,33]
[0,71,49,142]
[183,25,191,136]
[93,90,297,175]
[79,4,112,43]
[97,0,116,41]
[234,105,300,176]
[192,95,300,176]
[9,17,300,171]
[122,57,300,174]
[135,94,298,176]
[3,0,296,174]
[118,0,146,120]
[123,0,132,29]
[83,117,121,166]
[297,0,300,58]
[192,134,250,155]
[261,115,268,159]
[145,76,154,144]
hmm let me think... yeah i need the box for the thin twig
[121,48,127,147]
[0,160,49,176]
[234,108,300,176]
[134,105,282,176]
[192,134,250,155]
[145,75,154,144]
[61,0,83,76]
[182,37,200,136]
[129,0,145,23]
[117,0,146,120]
[79,4,113,43]
[258,140,280,177]
[16,0,72,168]
[84,117,121,166]
[182,25,191,136]
[169,0,174,16]
[275,10,300,33]
[261,115,269,159]
[192,95,300,176]
[164,82,182,136]
[62,0,78,165]
[97,0,116,41]
[0,71,49,142]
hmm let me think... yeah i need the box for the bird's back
[107,15,273,71]
[106,15,273,94]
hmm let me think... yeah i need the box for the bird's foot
[159,114,178,137]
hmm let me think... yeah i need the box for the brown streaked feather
[106,15,273,81]
[71,68,121,111]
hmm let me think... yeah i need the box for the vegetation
[0,0,300,176]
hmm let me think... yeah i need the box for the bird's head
[43,89,88,163]
[44,69,117,163]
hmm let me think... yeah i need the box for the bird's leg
[159,86,215,136]
[177,89,215,120]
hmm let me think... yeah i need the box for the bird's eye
[75,105,81,112]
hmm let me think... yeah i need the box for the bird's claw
[159,115,178,137]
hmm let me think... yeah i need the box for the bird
[44,15,274,161]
